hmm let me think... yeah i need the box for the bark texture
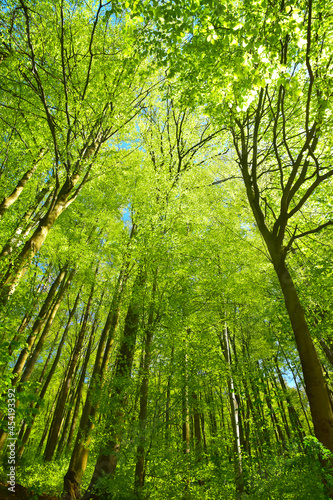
[81,270,143,500]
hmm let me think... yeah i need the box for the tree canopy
[0,1,333,499]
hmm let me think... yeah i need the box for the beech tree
[0,1,333,499]
[127,0,333,455]
[0,0,154,305]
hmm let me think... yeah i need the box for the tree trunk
[11,266,68,386]
[134,275,157,494]
[0,173,81,305]
[182,351,190,456]
[265,362,291,442]
[200,412,208,458]
[0,185,53,262]
[165,345,174,442]
[192,391,202,455]
[65,326,95,454]
[62,272,128,500]
[274,358,305,442]
[260,365,285,448]
[274,257,333,452]
[37,384,62,454]
[181,345,190,500]
[207,381,218,433]
[0,267,70,451]
[242,375,263,456]
[82,270,143,500]
[16,291,80,461]
[133,331,153,495]
[19,269,74,389]
[57,397,75,459]
[236,104,333,453]
[320,339,333,368]
[221,325,244,496]
[44,282,94,461]
[0,148,45,218]
[16,324,63,458]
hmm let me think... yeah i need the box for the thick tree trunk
[236,104,333,454]
[62,275,126,500]
[274,258,333,452]
[0,173,80,306]
[82,270,143,500]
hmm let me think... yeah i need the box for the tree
[0,1,333,498]
[0,0,153,305]
[129,0,333,454]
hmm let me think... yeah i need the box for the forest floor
[0,482,60,499]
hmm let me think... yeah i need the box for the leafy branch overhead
[0,1,333,500]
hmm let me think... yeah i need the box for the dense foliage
[0,0,333,499]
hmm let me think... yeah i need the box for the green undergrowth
[0,437,331,499]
